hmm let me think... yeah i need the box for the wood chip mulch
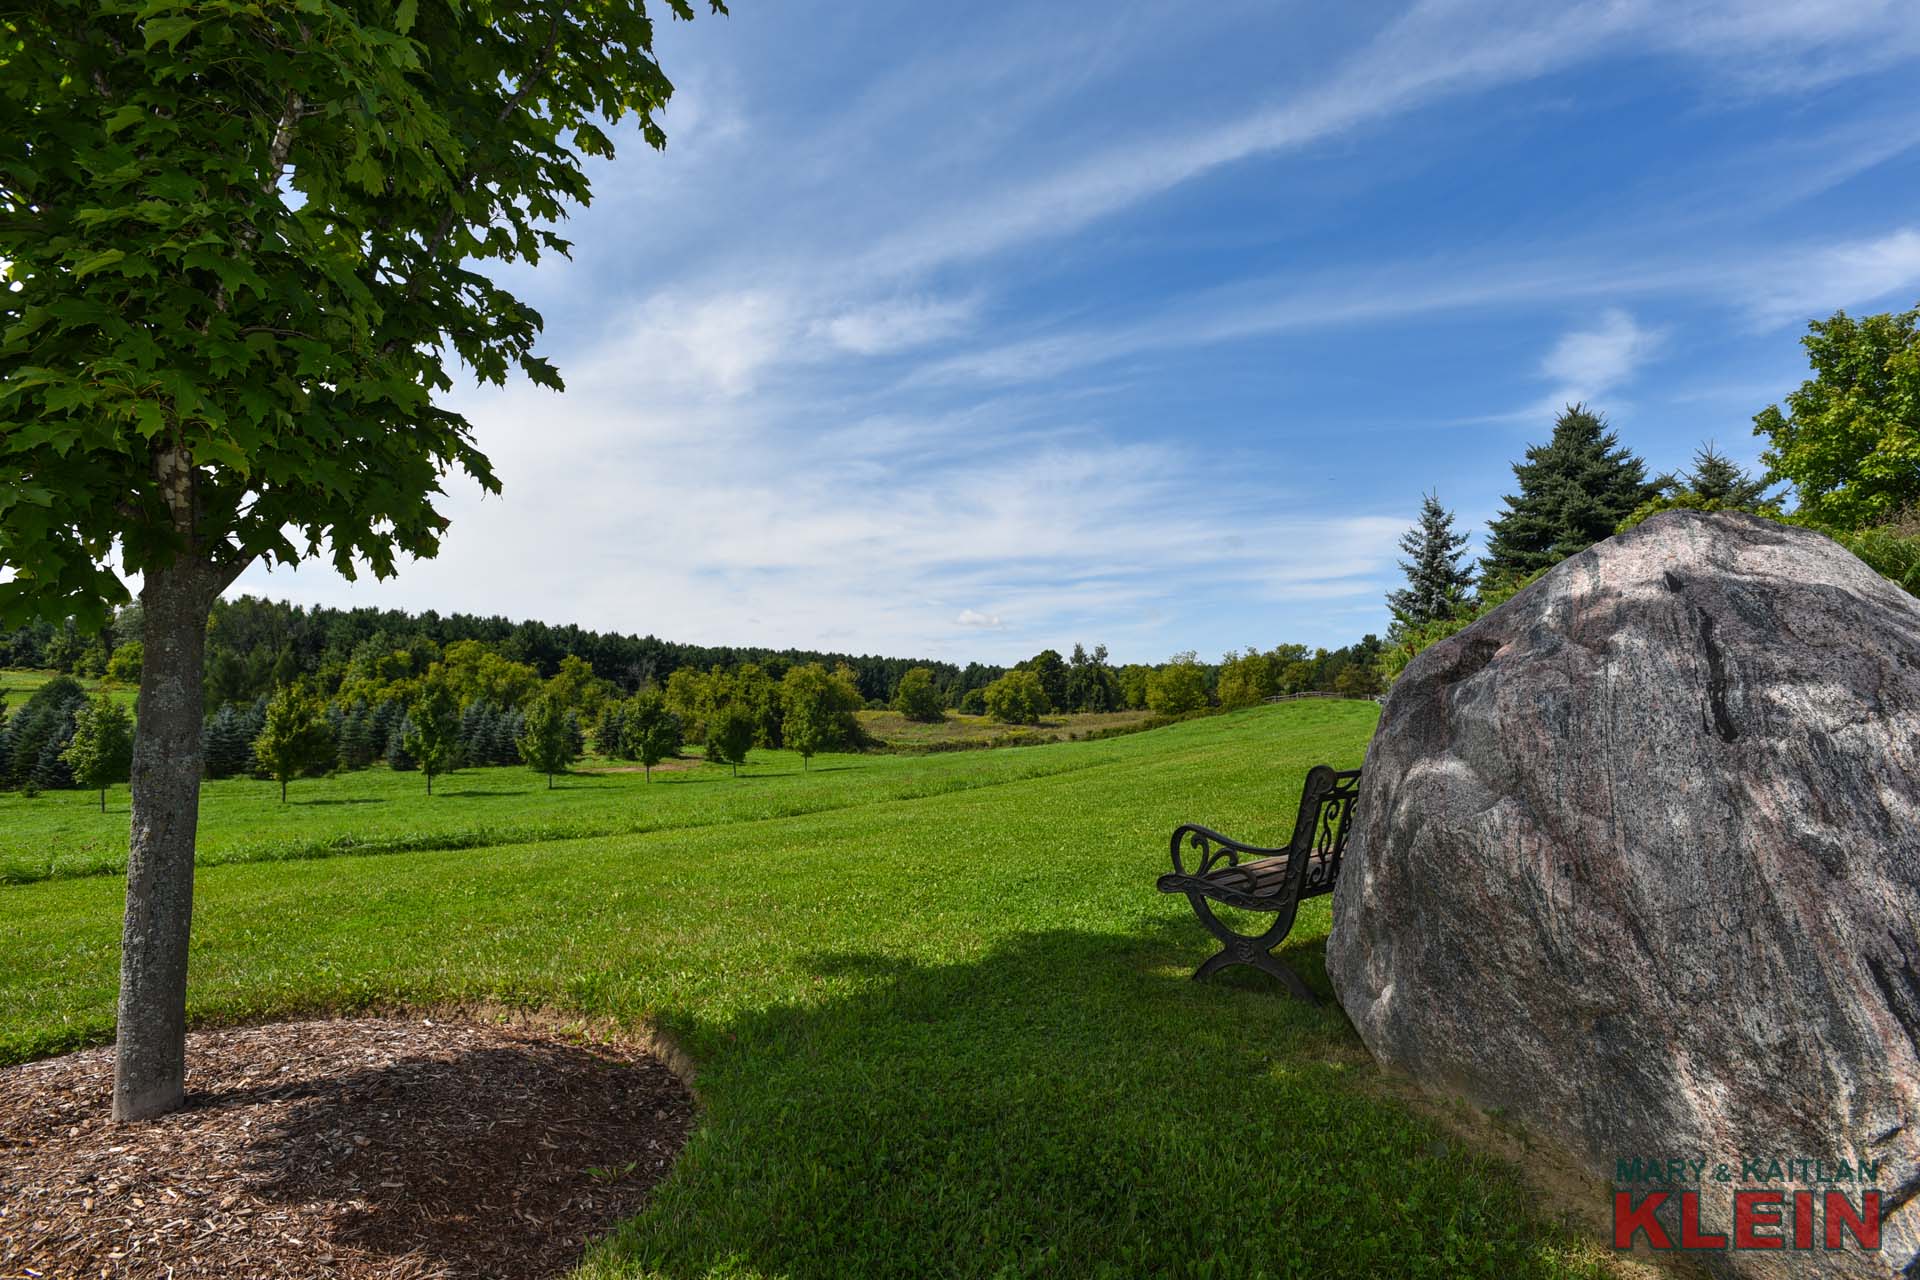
[0,1017,697,1279]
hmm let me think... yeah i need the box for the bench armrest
[1168,823,1288,879]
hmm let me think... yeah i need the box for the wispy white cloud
[1539,309,1664,406]
[817,295,980,356]
[1743,228,1920,327]
[220,0,1920,662]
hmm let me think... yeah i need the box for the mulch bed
[0,1017,697,1279]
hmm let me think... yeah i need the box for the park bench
[1156,764,1362,1001]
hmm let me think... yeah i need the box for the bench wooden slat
[1154,764,1361,1000]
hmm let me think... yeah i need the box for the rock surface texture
[1327,511,1920,1279]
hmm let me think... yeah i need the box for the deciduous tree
[1755,305,1920,531]
[982,670,1049,725]
[706,702,756,776]
[1145,652,1208,715]
[0,0,720,1119]
[251,686,333,803]
[516,693,579,788]
[623,688,680,781]
[892,666,946,723]
[63,694,135,811]
[401,676,462,794]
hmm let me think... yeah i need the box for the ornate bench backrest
[1290,765,1362,897]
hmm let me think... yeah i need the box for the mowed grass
[0,704,1609,1279]
[0,737,1146,885]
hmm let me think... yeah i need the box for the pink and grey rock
[1326,510,1920,1279]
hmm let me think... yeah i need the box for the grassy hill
[0,702,1612,1278]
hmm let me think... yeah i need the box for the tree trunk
[115,556,222,1122]
[100,787,107,813]
[279,777,286,804]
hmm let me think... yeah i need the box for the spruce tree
[201,705,254,780]
[33,722,77,791]
[1481,404,1657,579]
[387,717,419,772]
[1684,444,1774,507]
[1386,494,1475,632]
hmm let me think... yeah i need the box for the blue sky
[232,0,1920,664]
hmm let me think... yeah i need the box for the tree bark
[114,556,222,1122]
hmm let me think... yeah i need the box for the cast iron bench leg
[1185,894,1318,1003]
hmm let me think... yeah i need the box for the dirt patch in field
[0,1017,696,1279]
[575,758,699,776]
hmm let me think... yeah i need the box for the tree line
[1377,301,1920,686]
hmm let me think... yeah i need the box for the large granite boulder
[1327,511,1920,1277]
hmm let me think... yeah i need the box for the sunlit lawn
[1,703,1613,1279]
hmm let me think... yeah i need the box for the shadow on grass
[291,797,387,807]
[587,919,1600,1280]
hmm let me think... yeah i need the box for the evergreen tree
[1386,493,1475,632]
[64,694,135,811]
[1617,442,1782,531]
[6,676,86,789]
[386,716,419,772]
[32,720,77,791]
[1481,404,1657,579]
[201,705,255,780]
[338,701,377,770]
[1685,444,1774,507]
[593,700,631,760]
[516,694,579,788]
[1063,643,1121,713]
[459,699,499,766]
[491,709,526,767]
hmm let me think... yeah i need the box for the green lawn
[6,731,1191,886]
[0,703,1609,1279]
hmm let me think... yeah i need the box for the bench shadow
[593,916,1586,1280]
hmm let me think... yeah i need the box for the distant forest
[1,595,1383,711]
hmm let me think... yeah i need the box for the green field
[0,703,1609,1278]
[855,706,1159,750]
[0,667,138,711]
